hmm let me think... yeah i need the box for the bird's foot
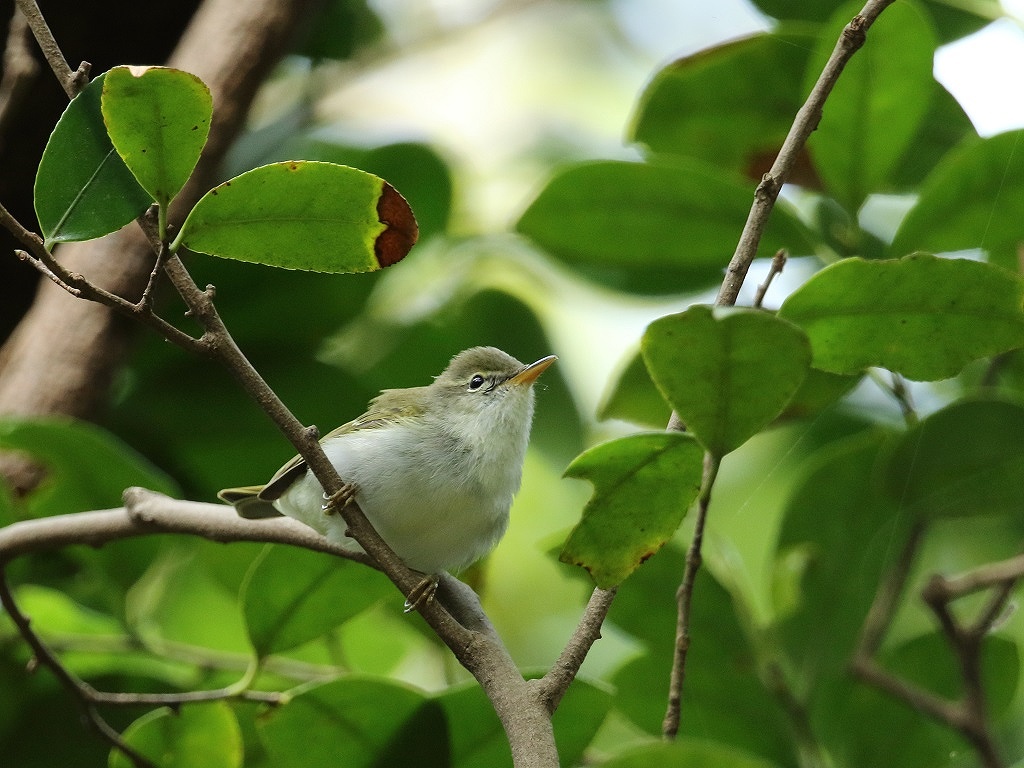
[403,574,440,614]
[321,482,358,515]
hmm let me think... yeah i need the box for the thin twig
[852,525,1014,768]
[135,209,171,313]
[30,632,344,684]
[855,521,926,658]
[889,372,917,426]
[662,452,719,739]
[0,203,203,352]
[930,553,1024,599]
[0,564,157,768]
[752,249,787,309]
[13,0,89,97]
[762,659,828,768]
[536,586,617,713]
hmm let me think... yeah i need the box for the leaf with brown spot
[173,161,418,273]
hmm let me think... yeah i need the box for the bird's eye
[468,374,485,390]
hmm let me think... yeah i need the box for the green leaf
[258,679,448,768]
[751,0,991,43]
[630,27,814,175]
[110,703,242,768]
[297,0,384,61]
[280,139,452,240]
[173,161,418,273]
[775,432,907,691]
[560,432,704,587]
[434,684,507,768]
[127,546,250,652]
[602,741,783,768]
[515,158,812,295]
[779,367,860,420]
[101,66,212,207]
[0,416,179,518]
[881,398,1024,520]
[242,545,392,658]
[642,306,811,456]
[777,254,1024,380]
[747,0,834,22]
[33,71,152,248]
[806,0,937,210]
[890,130,1024,271]
[597,347,671,428]
[888,83,978,189]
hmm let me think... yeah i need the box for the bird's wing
[216,485,281,519]
[253,390,425,503]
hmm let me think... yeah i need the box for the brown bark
[0,0,317,491]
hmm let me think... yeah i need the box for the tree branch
[662,0,899,739]
[0,564,156,768]
[716,0,895,307]
[535,586,617,713]
[662,452,719,739]
[852,523,1012,768]
[0,489,374,563]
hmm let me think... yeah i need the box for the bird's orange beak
[508,355,557,387]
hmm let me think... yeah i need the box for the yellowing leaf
[560,433,703,588]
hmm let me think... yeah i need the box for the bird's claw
[403,574,440,614]
[321,482,357,515]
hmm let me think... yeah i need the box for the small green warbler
[219,347,555,605]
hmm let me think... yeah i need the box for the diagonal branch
[661,0,899,739]
[716,0,895,307]
[535,586,617,713]
[0,564,156,768]
[662,452,718,739]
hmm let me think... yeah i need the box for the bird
[218,346,556,608]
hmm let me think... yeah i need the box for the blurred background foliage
[3,0,1024,766]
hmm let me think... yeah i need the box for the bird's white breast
[275,413,529,574]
